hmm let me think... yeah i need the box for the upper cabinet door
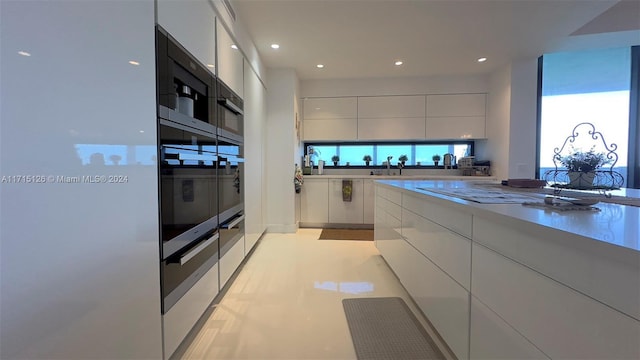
[303,97,357,119]
[426,94,486,117]
[217,21,244,98]
[157,0,216,74]
[358,95,425,118]
[426,94,487,139]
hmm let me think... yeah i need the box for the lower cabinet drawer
[163,263,219,358]
[219,237,245,290]
[472,243,640,359]
[470,296,549,359]
[389,238,470,360]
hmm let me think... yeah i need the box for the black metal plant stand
[543,122,624,197]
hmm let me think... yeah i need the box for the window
[305,141,474,167]
[537,47,634,187]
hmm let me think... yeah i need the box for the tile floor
[176,228,451,360]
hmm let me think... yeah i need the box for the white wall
[480,58,539,181]
[480,64,512,181]
[0,1,162,358]
[508,58,539,179]
[265,69,299,232]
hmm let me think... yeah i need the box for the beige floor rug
[343,297,445,360]
[318,228,374,241]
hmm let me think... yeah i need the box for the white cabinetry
[243,60,267,254]
[375,183,640,360]
[358,96,426,140]
[216,21,244,97]
[329,179,364,224]
[219,237,245,289]
[469,296,548,359]
[363,180,375,224]
[300,179,329,224]
[157,0,216,71]
[426,94,486,139]
[472,242,639,359]
[163,264,219,358]
[303,97,357,140]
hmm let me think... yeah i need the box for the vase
[365,161,370,167]
[333,161,338,166]
[434,161,439,167]
[568,171,595,188]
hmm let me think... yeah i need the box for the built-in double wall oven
[156,26,218,314]
[156,26,245,314]
[216,80,245,259]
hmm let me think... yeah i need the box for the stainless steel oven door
[217,79,243,139]
[216,135,244,223]
[161,231,219,313]
[159,119,218,259]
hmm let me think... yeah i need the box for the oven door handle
[180,233,219,265]
[221,214,245,229]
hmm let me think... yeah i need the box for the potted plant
[398,154,408,165]
[331,155,340,166]
[432,154,441,167]
[363,154,372,166]
[559,147,611,188]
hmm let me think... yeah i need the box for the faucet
[397,161,404,175]
[386,156,393,175]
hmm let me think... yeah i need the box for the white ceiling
[232,0,640,80]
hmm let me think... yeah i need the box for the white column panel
[217,20,244,97]
[156,0,216,71]
[243,60,267,252]
[0,1,162,358]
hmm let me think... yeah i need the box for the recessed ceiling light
[394,60,403,66]
[271,44,280,49]
[128,60,140,66]
[477,57,487,62]
[207,64,215,68]
[316,64,324,68]
[18,51,31,57]
[231,44,238,50]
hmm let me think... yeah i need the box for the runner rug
[318,228,373,241]
[342,297,445,360]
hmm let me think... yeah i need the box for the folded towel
[342,179,353,202]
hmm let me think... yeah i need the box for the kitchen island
[374,179,639,359]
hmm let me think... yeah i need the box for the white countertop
[377,179,640,253]
[304,175,496,180]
